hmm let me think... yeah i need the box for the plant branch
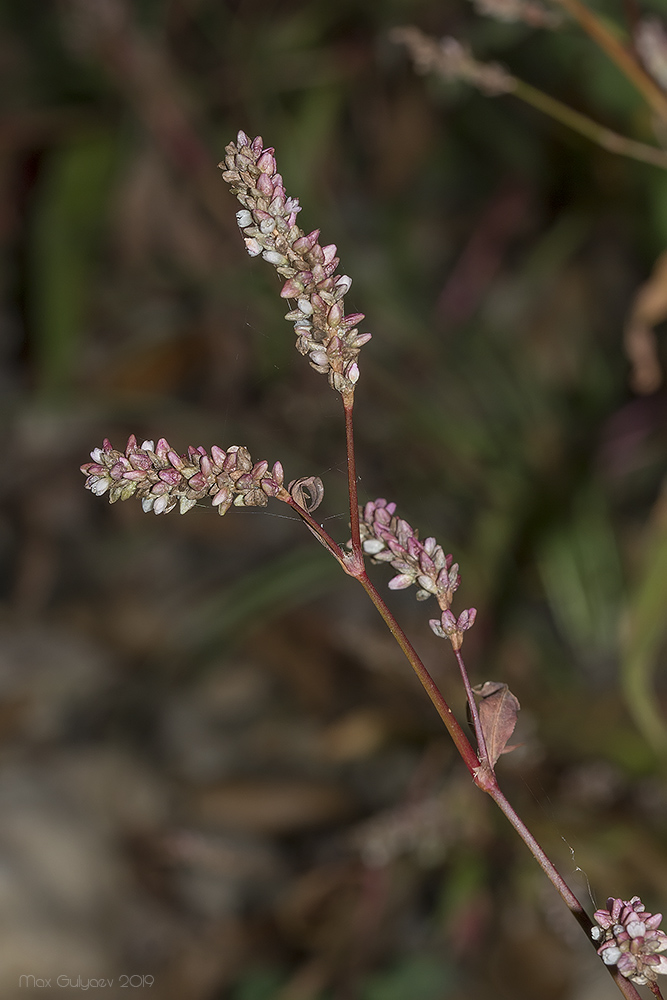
[283,495,350,568]
[454,648,490,766]
[343,389,363,560]
[554,0,667,122]
[512,76,667,169]
[356,571,481,776]
[486,780,643,998]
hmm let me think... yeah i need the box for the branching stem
[511,76,667,170]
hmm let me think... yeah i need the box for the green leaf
[29,130,118,398]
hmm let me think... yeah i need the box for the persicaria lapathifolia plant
[81,131,661,1000]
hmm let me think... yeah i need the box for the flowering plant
[82,128,665,1000]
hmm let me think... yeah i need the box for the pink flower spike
[220,134,369,394]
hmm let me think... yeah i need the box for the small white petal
[363,538,386,555]
[244,238,262,256]
[90,447,103,463]
[141,496,155,512]
[236,209,253,227]
[153,495,169,515]
[262,250,288,266]
[653,955,667,975]
[140,440,154,452]
[602,947,621,966]
[90,477,110,496]
[297,297,313,315]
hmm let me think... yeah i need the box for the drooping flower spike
[219,131,371,396]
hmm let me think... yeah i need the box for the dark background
[1,0,667,997]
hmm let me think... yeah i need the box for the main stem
[288,388,643,998]
[358,570,481,776]
[487,779,641,999]
[334,391,643,999]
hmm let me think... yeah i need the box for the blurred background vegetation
[1,0,667,997]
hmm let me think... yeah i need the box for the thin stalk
[454,648,490,766]
[554,0,667,122]
[283,495,348,567]
[511,76,667,170]
[342,389,362,559]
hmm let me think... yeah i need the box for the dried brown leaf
[472,681,520,768]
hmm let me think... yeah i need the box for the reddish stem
[454,648,490,766]
[343,389,362,560]
[286,390,643,998]
[357,571,481,777]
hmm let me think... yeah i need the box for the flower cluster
[80,435,286,516]
[429,608,477,652]
[392,27,514,97]
[359,499,477,649]
[219,130,371,396]
[359,499,461,606]
[592,896,667,985]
